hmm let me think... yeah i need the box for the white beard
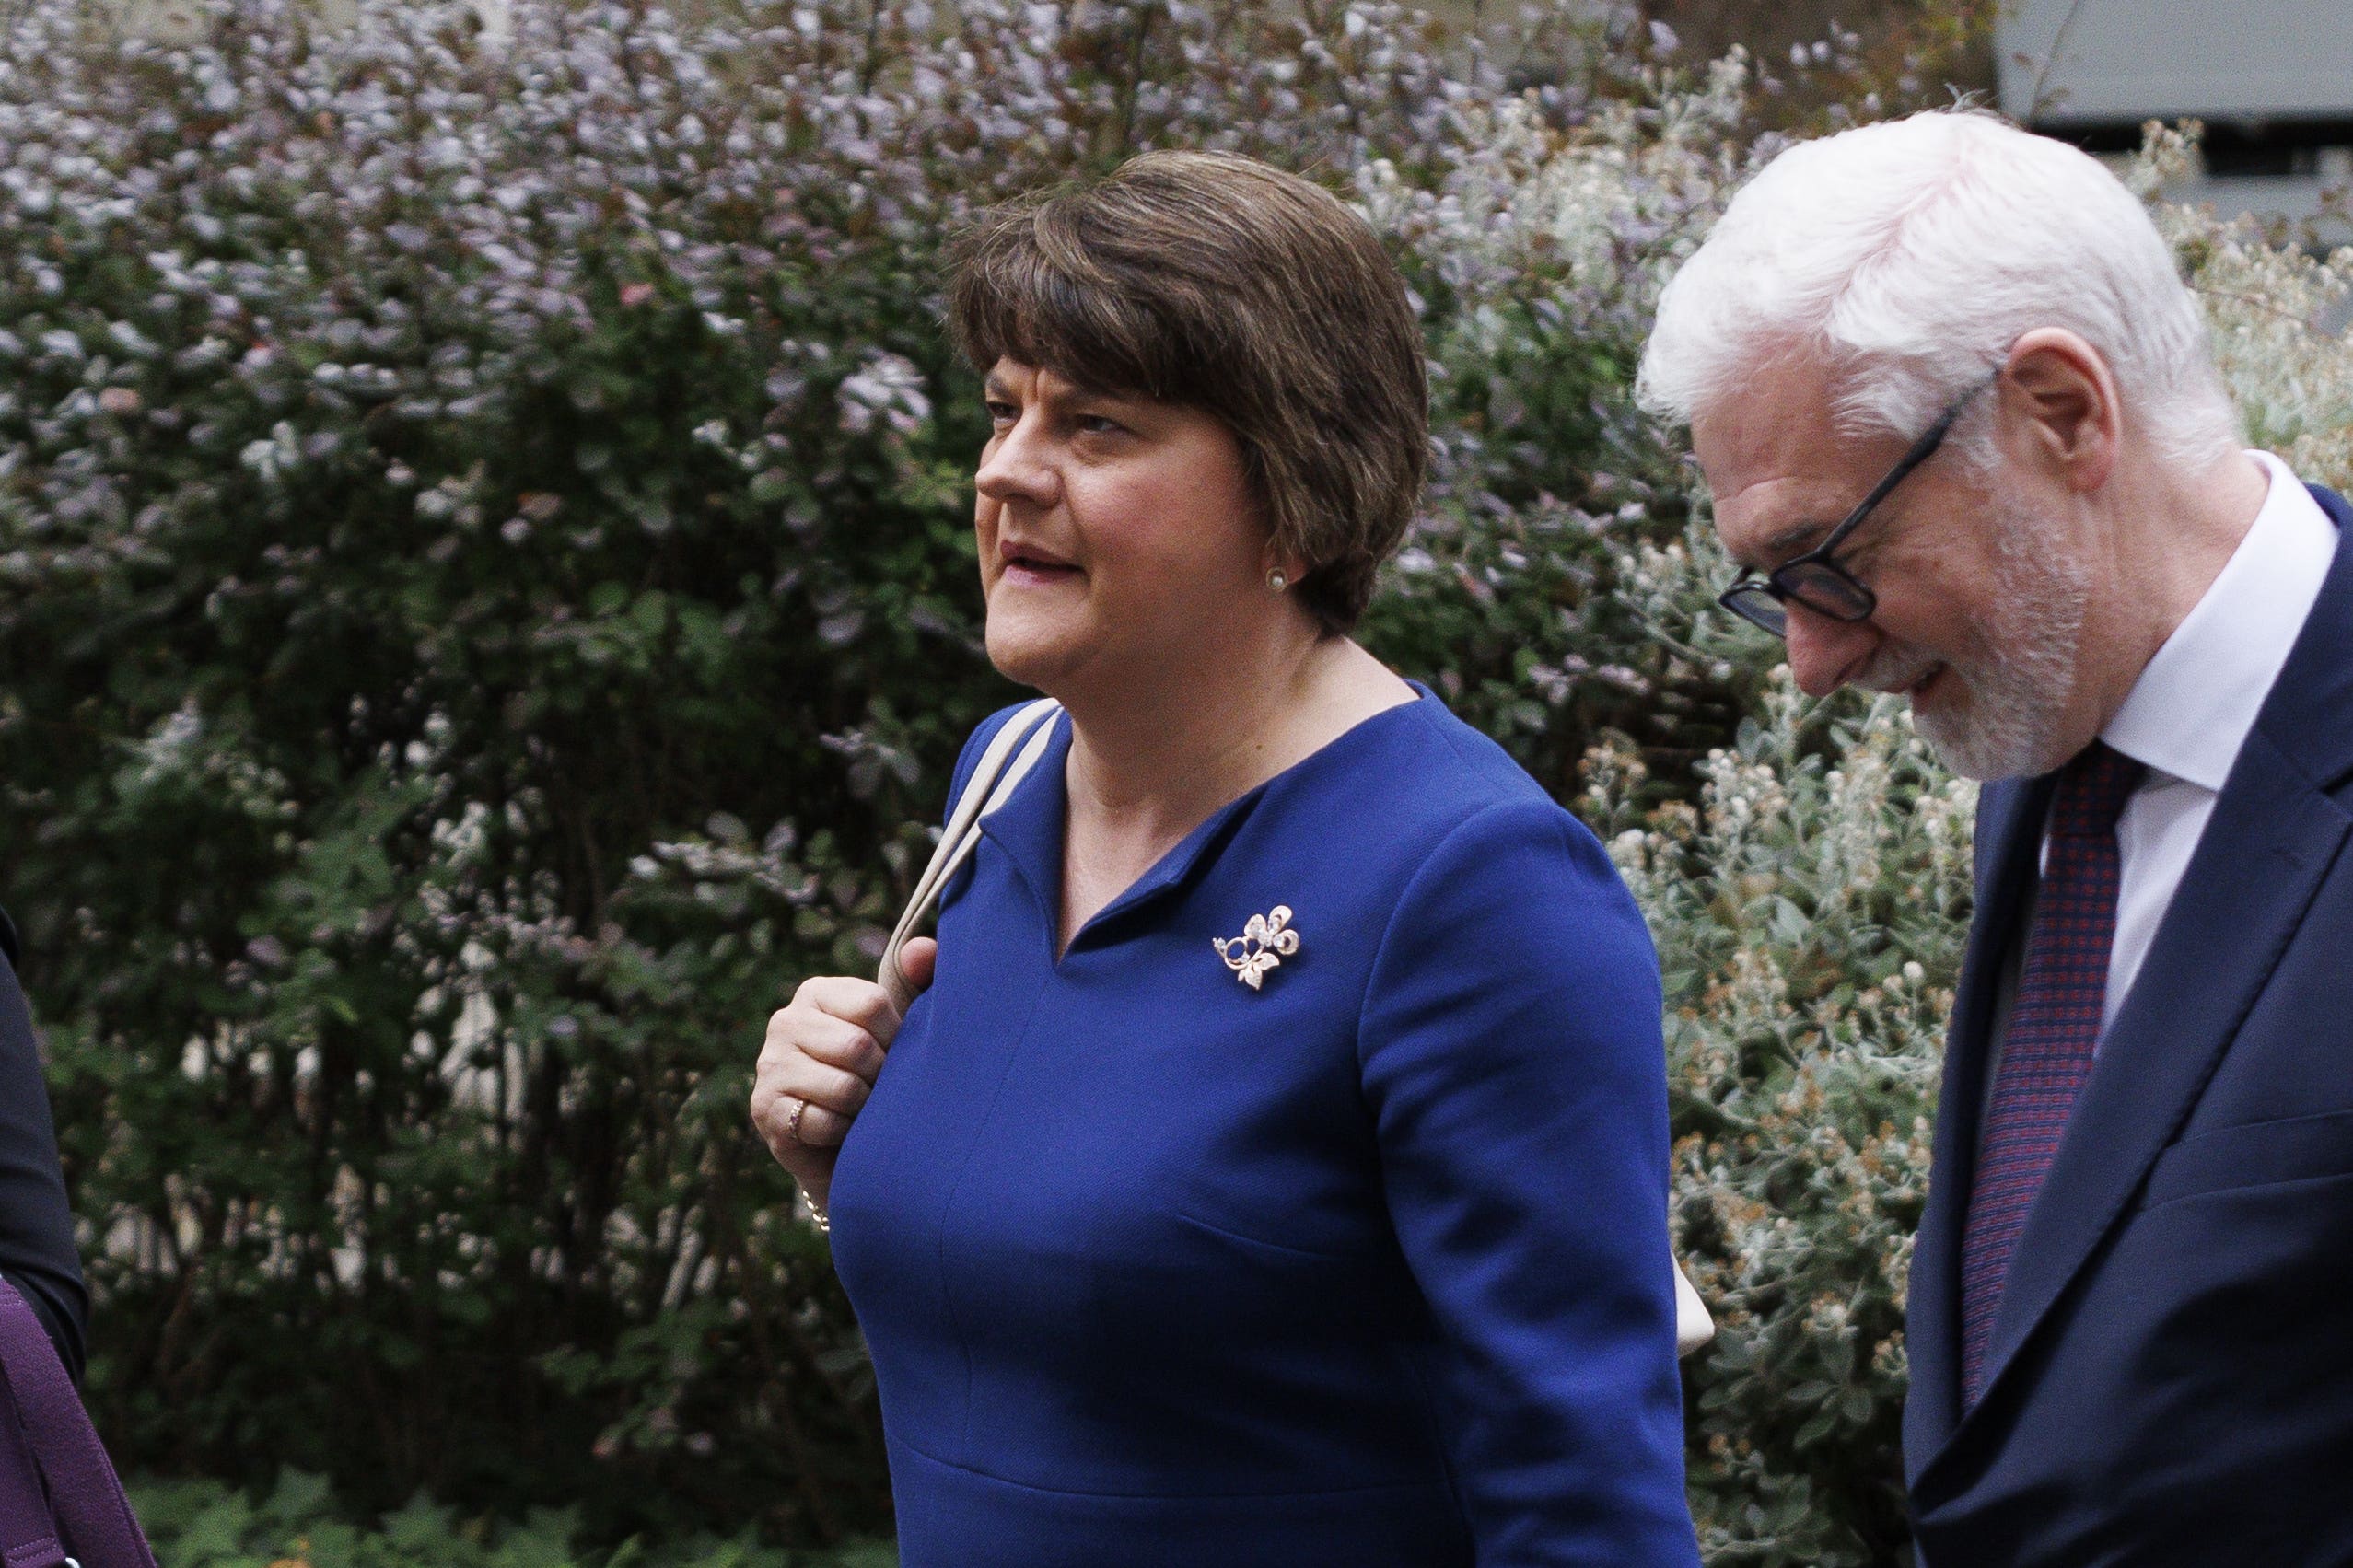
[1867,498,2091,781]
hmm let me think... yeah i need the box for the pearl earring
[1267,569,1288,592]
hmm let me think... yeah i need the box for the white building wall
[1999,0,2353,240]
[1999,0,2353,127]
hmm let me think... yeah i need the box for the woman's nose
[975,420,1056,508]
[1783,604,1879,698]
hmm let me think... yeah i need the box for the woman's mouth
[1000,548,1082,587]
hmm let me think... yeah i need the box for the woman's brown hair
[947,150,1427,633]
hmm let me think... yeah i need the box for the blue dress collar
[977,684,1435,953]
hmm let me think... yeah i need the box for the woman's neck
[1048,626,1413,950]
[1060,632,1402,840]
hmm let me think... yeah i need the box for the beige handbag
[878,698,1714,1356]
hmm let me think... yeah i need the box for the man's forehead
[1690,365,1904,567]
[1690,356,1845,471]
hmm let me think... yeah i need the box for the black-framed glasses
[1718,372,1997,637]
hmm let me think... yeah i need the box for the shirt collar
[2103,451,2339,792]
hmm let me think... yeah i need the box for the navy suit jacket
[1905,485,2353,1564]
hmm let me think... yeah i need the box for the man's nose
[1783,604,1879,698]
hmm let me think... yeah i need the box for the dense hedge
[0,0,1730,1546]
[7,0,2350,1562]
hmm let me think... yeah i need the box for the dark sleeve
[1358,800,1695,1566]
[0,923,90,1384]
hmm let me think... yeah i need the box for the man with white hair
[1640,110,2353,1563]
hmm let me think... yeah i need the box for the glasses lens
[1719,583,1788,636]
[1776,561,1875,622]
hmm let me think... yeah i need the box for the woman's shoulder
[1345,699,1644,936]
[1259,691,1636,935]
[1347,707,1661,1063]
[1338,693,1594,854]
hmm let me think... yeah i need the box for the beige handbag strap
[871,696,1713,1354]
[878,698,1062,1014]
[1673,1261,1713,1356]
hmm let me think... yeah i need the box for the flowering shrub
[2134,126,2353,484]
[0,0,1737,1546]
[4,0,2347,1559]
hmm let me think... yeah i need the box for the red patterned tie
[1959,740,2146,1407]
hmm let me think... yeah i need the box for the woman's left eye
[1074,413,1125,436]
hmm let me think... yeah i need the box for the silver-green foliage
[1594,528,1971,1564]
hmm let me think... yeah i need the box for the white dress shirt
[2086,450,2338,1027]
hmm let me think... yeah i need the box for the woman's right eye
[984,401,1018,424]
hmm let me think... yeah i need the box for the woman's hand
[751,937,937,1214]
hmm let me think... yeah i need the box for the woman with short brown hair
[753,150,1695,1566]
[949,150,1427,633]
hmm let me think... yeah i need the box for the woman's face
[974,357,1281,696]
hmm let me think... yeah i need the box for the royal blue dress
[828,689,1695,1566]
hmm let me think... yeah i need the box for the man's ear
[2001,329,2120,494]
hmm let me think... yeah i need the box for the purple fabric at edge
[0,1277,155,1568]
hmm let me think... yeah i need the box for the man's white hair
[1637,110,2242,469]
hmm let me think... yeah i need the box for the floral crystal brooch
[1213,905,1300,991]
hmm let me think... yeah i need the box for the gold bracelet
[799,1188,831,1234]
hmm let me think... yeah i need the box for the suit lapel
[1905,771,2053,1476]
[1966,736,2351,1401]
[1920,485,2353,1480]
